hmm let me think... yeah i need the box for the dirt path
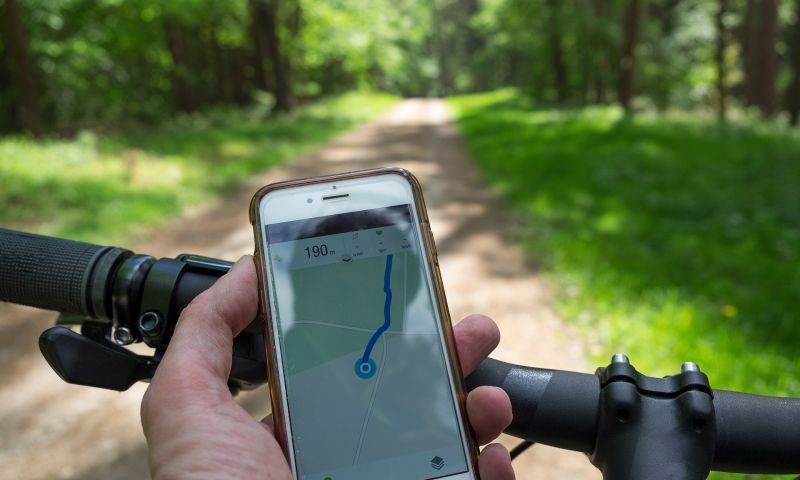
[0,99,599,479]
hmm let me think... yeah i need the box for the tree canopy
[2,0,800,134]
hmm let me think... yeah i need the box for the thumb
[149,255,260,401]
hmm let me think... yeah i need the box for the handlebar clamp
[590,355,716,480]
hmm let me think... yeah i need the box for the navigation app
[266,205,469,480]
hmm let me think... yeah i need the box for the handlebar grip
[0,228,124,317]
[712,389,800,474]
[466,358,600,453]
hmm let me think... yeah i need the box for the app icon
[431,456,445,470]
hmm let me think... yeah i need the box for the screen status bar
[269,223,415,271]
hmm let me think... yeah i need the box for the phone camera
[307,198,313,204]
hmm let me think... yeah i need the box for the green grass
[448,89,800,480]
[0,92,398,244]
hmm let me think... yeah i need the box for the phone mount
[37,256,265,394]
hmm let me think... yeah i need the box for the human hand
[141,255,514,479]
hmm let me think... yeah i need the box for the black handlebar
[712,390,800,473]
[1,227,799,477]
[466,358,599,453]
[467,358,800,474]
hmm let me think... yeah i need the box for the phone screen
[264,203,471,480]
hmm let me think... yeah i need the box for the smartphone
[250,168,479,480]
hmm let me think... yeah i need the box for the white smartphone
[250,168,479,480]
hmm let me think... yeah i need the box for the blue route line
[355,254,393,379]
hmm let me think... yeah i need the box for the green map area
[272,237,469,479]
[280,251,420,375]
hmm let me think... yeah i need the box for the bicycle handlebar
[712,389,800,473]
[1,227,799,476]
[468,358,800,474]
[466,357,599,453]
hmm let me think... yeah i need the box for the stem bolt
[682,362,700,373]
[612,353,630,364]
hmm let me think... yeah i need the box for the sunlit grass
[449,90,800,480]
[0,92,398,244]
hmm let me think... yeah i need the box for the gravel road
[0,99,599,479]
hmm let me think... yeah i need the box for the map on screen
[266,205,469,480]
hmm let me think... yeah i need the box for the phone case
[249,167,480,478]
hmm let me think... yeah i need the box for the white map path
[354,334,386,463]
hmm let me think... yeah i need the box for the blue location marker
[355,358,377,379]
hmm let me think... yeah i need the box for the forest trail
[0,99,599,479]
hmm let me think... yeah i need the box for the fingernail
[230,254,252,271]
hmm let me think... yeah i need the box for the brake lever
[40,316,267,393]
[39,326,157,391]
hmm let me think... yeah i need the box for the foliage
[465,0,799,120]
[1,0,452,133]
[296,0,436,96]
[449,90,800,479]
[3,0,799,134]
[0,92,397,243]
[17,0,179,130]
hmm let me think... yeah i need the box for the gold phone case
[249,167,480,477]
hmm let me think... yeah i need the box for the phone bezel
[250,168,479,480]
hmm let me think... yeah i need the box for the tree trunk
[785,0,800,124]
[741,0,758,106]
[0,35,12,132]
[258,0,292,112]
[164,19,195,112]
[715,0,729,121]
[1,0,42,135]
[618,0,641,113]
[593,1,609,103]
[751,0,779,118]
[250,0,271,92]
[432,1,451,96]
[548,0,568,103]
[209,23,228,104]
[578,11,591,105]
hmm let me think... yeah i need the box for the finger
[467,386,512,445]
[453,314,500,376]
[155,255,259,386]
[478,443,515,480]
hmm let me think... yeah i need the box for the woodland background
[2,0,800,135]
